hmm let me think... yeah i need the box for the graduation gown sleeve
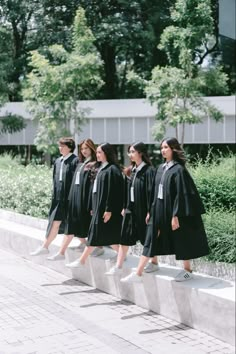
[172,167,205,217]
[145,166,156,212]
[105,165,123,214]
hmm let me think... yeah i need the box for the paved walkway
[0,248,234,354]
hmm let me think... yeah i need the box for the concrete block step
[0,209,235,345]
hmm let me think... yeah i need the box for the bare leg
[111,244,119,252]
[183,260,192,272]
[58,234,74,255]
[150,256,158,265]
[136,255,150,276]
[78,237,87,244]
[79,246,95,264]
[42,221,61,249]
[116,245,129,268]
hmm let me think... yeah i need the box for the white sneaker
[47,253,65,261]
[91,248,104,257]
[105,266,123,276]
[120,272,142,283]
[30,246,49,256]
[66,260,84,268]
[175,270,193,282]
[144,262,160,273]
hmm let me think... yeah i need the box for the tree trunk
[100,44,118,98]
[175,126,178,141]
[181,122,185,148]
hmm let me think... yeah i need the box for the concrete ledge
[0,209,235,345]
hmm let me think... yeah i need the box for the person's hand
[145,213,150,224]
[121,208,125,216]
[103,211,112,223]
[90,210,93,215]
[171,216,180,231]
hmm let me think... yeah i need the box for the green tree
[23,7,103,153]
[0,26,12,104]
[0,0,42,101]
[79,0,176,98]
[0,113,26,135]
[0,26,26,135]
[0,0,79,101]
[146,0,228,146]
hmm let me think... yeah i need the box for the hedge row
[189,155,235,210]
[203,209,235,263]
[0,155,51,218]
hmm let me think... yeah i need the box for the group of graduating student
[30,136,209,283]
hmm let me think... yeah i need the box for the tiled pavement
[0,248,234,354]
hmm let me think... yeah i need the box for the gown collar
[61,153,72,161]
[163,160,175,170]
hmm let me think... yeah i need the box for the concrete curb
[0,209,235,345]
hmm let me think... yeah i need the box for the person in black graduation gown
[105,142,157,276]
[46,139,98,261]
[66,143,124,268]
[121,137,209,283]
[30,137,78,256]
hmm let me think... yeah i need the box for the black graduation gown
[87,163,124,246]
[143,162,209,260]
[121,165,155,246]
[64,161,96,237]
[46,154,78,237]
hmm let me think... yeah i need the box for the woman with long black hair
[121,137,209,283]
[105,142,156,276]
[66,143,124,268]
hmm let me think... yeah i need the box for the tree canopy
[23,8,103,153]
[2,0,225,101]
[145,0,228,146]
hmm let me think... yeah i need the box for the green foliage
[190,155,235,211]
[159,0,215,68]
[0,26,13,104]
[0,0,39,101]
[0,153,235,263]
[0,155,51,218]
[145,0,229,145]
[0,114,26,135]
[203,209,236,263]
[79,0,176,98]
[23,8,103,153]
[146,65,227,144]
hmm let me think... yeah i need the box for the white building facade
[0,96,235,146]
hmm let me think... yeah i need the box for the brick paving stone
[0,248,234,354]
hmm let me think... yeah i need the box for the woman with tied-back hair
[105,142,156,276]
[121,137,209,283]
[66,142,124,268]
[46,139,101,261]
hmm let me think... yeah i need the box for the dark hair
[161,137,186,166]
[58,137,75,152]
[123,145,135,176]
[79,139,96,162]
[99,142,120,167]
[131,141,152,166]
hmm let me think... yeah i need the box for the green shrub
[190,155,235,210]
[203,209,236,263]
[0,153,235,264]
[0,155,51,218]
